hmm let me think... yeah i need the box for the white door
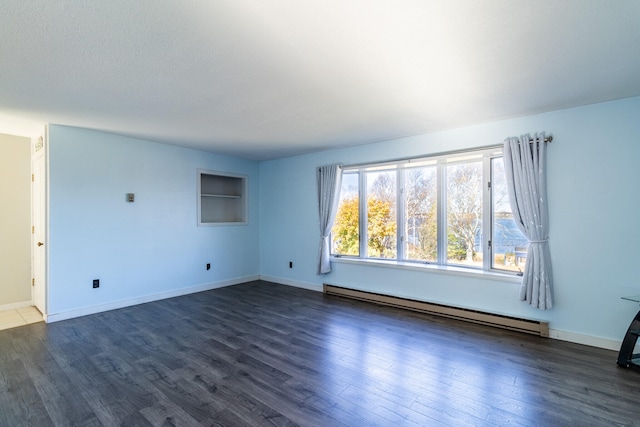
[32,135,46,314]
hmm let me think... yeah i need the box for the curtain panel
[317,164,343,274]
[503,134,553,309]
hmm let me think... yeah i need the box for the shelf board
[201,194,241,199]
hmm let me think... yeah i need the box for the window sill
[331,256,521,283]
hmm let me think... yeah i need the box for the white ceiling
[1,1,639,160]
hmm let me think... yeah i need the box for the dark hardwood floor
[1,280,639,426]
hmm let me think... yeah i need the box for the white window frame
[331,146,524,277]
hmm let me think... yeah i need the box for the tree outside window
[366,171,396,259]
[332,173,359,256]
[404,167,437,262]
[446,161,482,267]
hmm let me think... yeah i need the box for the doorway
[0,130,44,327]
[31,132,46,315]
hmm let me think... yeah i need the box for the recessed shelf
[198,170,247,225]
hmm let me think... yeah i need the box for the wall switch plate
[93,279,100,288]
[127,193,135,202]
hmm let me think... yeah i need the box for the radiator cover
[323,284,549,337]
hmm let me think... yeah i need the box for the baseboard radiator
[323,284,549,337]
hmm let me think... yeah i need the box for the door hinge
[32,278,35,286]
[487,181,491,190]
[32,174,34,182]
[488,240,492,248]
[32,226,35,234]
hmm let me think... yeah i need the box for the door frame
[31,126,48,318]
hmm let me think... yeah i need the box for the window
[331,147,529,274]
[332,172,360,256]
[490,157,529,272]
[366,169,397,259]
[404,162,437,263]
[446,157,483,267]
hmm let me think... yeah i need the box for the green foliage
[447,231,468,261]
[405,201,437,261]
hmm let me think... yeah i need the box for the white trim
[342,144,502,171]
[331,256,521,283]
[39,274,625,352]
[260,275,622,351]
[44,275,259,323]
[259,275,323,292]
[30,125,48,316]
[549,328,621,351]
[0,300,33,312]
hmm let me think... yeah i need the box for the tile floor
[0,306,44,331]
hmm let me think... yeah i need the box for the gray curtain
[503,134,553,309]
[317,164,342,274]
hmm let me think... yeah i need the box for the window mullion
[397,169,405,261]
[359,170,367,258]
[482,155,492,271]
[437,160,447,265]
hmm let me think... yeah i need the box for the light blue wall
[47,125,260,316]
[45,97,640,347]
[259,96,640,346]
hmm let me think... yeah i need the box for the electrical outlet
[206,263,211,270]
[93,279,100,288]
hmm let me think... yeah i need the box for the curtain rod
[530,135,553,143]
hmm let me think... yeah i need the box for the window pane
[366,170,397,258]
[446,161,483,267]
[331,172,360,256]
[403,166,437,262]
[491,158,529,272]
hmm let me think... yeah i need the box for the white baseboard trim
[259,275,323,292]
[0,300,33,312]
[259,276,623,351]
[44,275,259,323]
[549,328,621,351]
[41,275,624,352]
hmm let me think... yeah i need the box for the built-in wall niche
[197,169,247,225]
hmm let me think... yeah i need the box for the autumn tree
[332,172,398,258]
[404,168,437,261]
[332,196,359,255]
[367,197,396,258]
[367,172,396,258]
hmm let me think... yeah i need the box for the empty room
[1,1,640,425]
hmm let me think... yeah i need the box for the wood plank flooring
[1,280,639,426]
